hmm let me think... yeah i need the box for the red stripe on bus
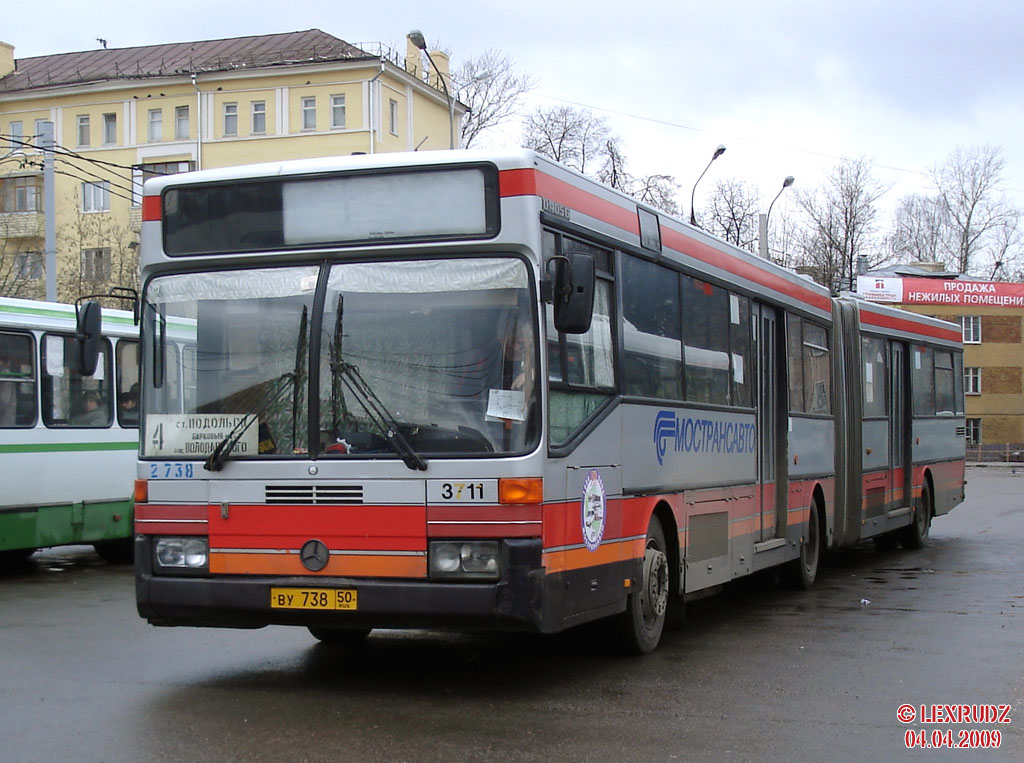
[859,309,961,342]
[141,195,162,221]
[135,504,208,521]
[500,168,640,234]
[499,168,831,313]
[499,168,537,197]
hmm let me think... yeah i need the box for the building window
[14,252,43,280]
[148,109,162,142]
[81,248,112,281]
[251,101,266,134]
[0,176,40,212]
[133,161,196,206]
[301,97,316,130]
[175,106,189,140]
[965,366,981,395]
[81,181,110,213]
[9,120,23,148]
[102,113,117,145]
[388,99,399,135]
[223,103,238,136]
[961,315,981,344]
[77,115,90,147]
[330,94,346,129]
[141,161,195,183]
[965,417,982,446]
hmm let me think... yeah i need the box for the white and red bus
[125,150,965,653]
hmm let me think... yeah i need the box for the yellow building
[858,265,1024,460]
[0,30,463,302]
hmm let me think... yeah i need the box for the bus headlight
[429,541,500,580]
[154,537,209,571]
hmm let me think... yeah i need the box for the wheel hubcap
[642,545,669,622]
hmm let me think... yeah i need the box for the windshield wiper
[203,372,295,472]
[334,360,427,472]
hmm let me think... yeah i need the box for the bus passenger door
[754,304,781,541]
[890,342,910,510]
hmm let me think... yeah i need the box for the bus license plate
[270,587,357,611]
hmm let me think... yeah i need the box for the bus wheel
[93,538,134,564]
[784,500,821,590]
[0,548,34,569]
[900,482,932,550]
[307,626,372,646]
[616,516,669,655]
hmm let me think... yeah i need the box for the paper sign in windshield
[486,389,526,422]
[145,414,258,457]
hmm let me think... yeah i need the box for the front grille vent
[265,484,364,505]
[955,426,967,438]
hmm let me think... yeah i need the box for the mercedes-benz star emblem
[299,539,330,572]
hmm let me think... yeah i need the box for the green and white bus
[0,297,141,564]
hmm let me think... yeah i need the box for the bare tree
[57,189,139,305]
[454,49,535,149]
[597,136,631,192]
[0,218,45,299]
[633,174,680,217]
[522,106,610,175]
[887,193,951,267]
[706,178,760,252]
[794,157,890,293]
[930,145,1020,274]
[983,215,1024,281]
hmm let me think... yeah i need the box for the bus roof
[141,149,835,318]
[0,296,137,335]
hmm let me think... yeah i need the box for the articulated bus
[128,150,965,653]
[0,297,140,564]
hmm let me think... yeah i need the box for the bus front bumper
[135,537,549,633]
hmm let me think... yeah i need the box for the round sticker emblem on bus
[581,470,606,551]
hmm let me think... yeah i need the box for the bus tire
[616,516,669,655]
[900,481,932,550]
[0,548,34,569]
[308,626,372,645]
[784,499,821,590]
[93,538,134,564]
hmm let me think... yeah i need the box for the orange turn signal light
[499,477,543,504]
[134,479,149,504]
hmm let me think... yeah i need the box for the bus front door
[754,304,782,541]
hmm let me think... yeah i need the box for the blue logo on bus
[653,410,756,465]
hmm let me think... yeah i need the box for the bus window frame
[0,330,38,429]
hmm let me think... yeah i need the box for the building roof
[868,262,972,279]
[0,29,373,93]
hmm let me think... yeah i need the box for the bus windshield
[141,257,539,462]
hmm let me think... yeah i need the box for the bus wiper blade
[335,361,427,472]
[203,372,295,472]
[203,413,255,472]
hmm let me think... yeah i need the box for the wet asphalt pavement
[1,466,1021,762]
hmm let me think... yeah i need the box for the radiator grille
[265,484,364,505]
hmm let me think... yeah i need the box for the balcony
[0,211,44,238]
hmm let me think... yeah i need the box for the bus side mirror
[75,300,102,377]
[552,252,595,335]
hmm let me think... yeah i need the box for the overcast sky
[6,0,1022,222]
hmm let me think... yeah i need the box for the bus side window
[0,331,36,428]
[116,339,140,427]
[41,333,113,428]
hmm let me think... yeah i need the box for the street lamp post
[689,144,726,227]
[759,175,795,259]
[407,29,455,150]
